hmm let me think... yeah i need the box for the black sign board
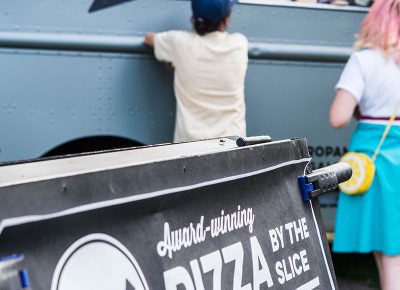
[0,138,337,289]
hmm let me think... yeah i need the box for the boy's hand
[144,32,155,47]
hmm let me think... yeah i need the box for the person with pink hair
[330,0,400,288]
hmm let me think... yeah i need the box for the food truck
[0,0,367,232]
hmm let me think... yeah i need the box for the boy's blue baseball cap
[192,0,237,24]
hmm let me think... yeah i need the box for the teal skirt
[333,122,400,255]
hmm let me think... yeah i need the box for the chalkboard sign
[0,138,337,289]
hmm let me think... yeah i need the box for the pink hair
[355,0,400,63]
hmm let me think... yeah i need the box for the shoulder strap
[372,105,400,161]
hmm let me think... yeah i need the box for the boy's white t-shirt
[336,49,400,117]
[154,30,248,142]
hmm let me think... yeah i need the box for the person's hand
[144,32,155,47]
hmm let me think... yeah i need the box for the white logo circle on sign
[51,233,149,290]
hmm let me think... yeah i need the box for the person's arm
[144,32,174,69]
[144,32,155,47]
[329,89,358,128]
[144,31,177,66]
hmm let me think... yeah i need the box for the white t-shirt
[336,49,400,118]
[154,30,248,142]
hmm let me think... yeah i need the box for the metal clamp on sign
[236,135,272,147]
[298,163,352,201]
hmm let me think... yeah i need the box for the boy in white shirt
[145,0,248,142]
